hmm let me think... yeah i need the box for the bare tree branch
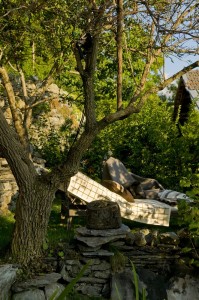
[0,67,28,148]
[159,60,199,90]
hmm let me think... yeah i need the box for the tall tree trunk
[116,0,123,110]
[11,179,56,265]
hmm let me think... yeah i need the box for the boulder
[45,283,65,299]
[158,232,180,245]
[167,275,199,300]
[0,264,18,300]
[12,289,45,300]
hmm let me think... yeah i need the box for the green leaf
[181,247,192,253]
[58,251,64,258]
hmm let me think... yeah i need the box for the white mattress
[67,172,171,227]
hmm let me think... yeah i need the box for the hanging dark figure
[76,33,93,60]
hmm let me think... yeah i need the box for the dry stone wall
[0,157,46,214]
[0,158,18,214]
[0,226,199,299]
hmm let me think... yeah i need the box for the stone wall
[0,158,18,214]
[0,157,46,214]
[0,225,199,299]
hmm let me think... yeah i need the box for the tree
[0,0,198,265]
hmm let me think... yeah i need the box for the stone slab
[76,224,130,237]
[12,272,61,292]
[12,289,45,300]
[82,250,114,257]
[75,234,127,247]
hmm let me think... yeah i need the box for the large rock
[76,283,103,297]
[167,275,199,300]
[136,268,167,300]
[0,264,18,300]
[111,268,169,300]
[12,289,45,300]
[158,232,180,245]
[12,272,61,292]
[111,269,143,300]
[45,283,65,299]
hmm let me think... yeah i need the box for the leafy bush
[83,98,199,196]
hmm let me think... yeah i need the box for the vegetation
[0,0,198,267]
[0,212,15,259]
[83,100,199,195]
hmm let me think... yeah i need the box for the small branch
[18,68,33,144]
[123,33,137,88]
[8,61,18,72]
[0,66,28,148]
[18,68,28,101]
[30,56,64,103]
[132,22,155,101]
[72,43,84,76]
[159,60,199,90]
[1,5,27,17]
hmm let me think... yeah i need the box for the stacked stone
[60,258,111,298]
[0,157,47,213]
[74,200,130,256]
[1,229,198,299]
[67,199,131,297]
[75,224,130,256]
[0,158,18,214]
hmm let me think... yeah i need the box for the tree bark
[11,179,56,265]
[86,200,122,229]
[0,67,28,148]
[116,0,123,110]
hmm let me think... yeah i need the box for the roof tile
[185,69,199,90]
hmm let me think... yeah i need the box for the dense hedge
[82,98,199,199]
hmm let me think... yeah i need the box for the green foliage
[178,201,199,235]
[177,200,199,268]
[131,261,146,300]
[110,249,127,272]
[0,212,15,258]
[47,196,75,246]
[83,98,199,195]
[131,261,139,300]
[31,115,78,168]
[38,131,67,167]
[32,102,51,117]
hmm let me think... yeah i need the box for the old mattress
[67,172,171,227]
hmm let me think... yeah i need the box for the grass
[0,196,86,260]
[0,212,15,259]
[0,194,183,260]
[47,195,86,247]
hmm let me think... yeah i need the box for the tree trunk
[11,179,56,266]
[116,0,123,110]
[86,200,122,230]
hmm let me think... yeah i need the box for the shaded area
[0,212,15,258]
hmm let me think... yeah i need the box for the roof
[182,69,199,109]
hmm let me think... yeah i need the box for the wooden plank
[69,209,86,217]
